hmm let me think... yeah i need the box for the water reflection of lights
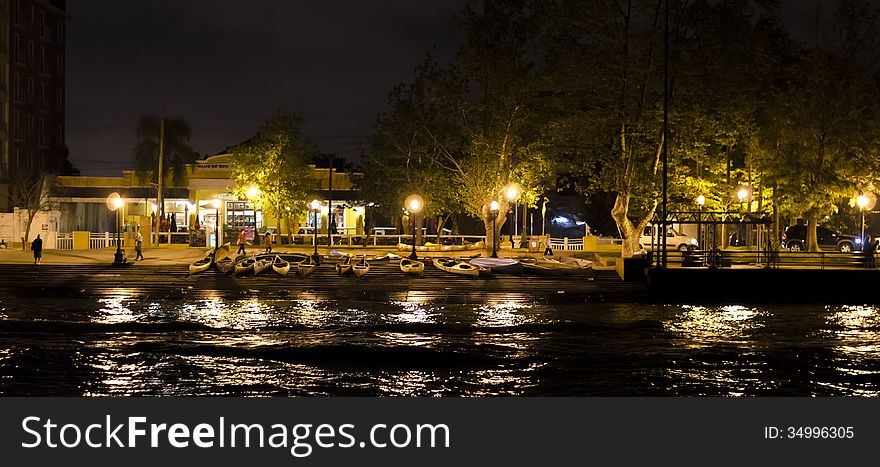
[666,304,764,348]
[95,296,135,324]
[390,300,438,324]
[825,306,880,355]
[476,301,529,327]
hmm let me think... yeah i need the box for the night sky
[65,0,466,175]
[64,0,876,176]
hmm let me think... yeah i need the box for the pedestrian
[135,229,144,261]
[263,232,273,253]
[864,235,876,268]
[31,234,43,265]
[236,229,247,255]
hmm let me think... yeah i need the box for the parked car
[639,226,697,251]
[781,225,861,252]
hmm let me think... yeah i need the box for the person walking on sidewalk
[134,229,145,261]
[31,234,43,265]
[236,230,247,255]
[263,232,273,253]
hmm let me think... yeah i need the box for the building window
[28,40,34,62]
[26,77,33,97]
[0,23,7,52]
[27,113,34,138]
[40,46,48,74]
[12,32,20,64]
[56,19,63,42]
[40,11,48,40]
[12,111,20,140]
[40,82,49,111]
[12,71,22,103]
[0,64,6,93]
[56,55,63,76]
[56,88,63,112]
[56,123,63,146]
[39,118,48,147]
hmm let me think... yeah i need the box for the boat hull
[399,259,425,275]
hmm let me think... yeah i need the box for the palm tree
[132,115,196,243]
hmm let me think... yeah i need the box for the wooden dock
[0,259,647,304]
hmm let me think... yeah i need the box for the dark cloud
[66,0,467,174]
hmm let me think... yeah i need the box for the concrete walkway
[0,245,574,265]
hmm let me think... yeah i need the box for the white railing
[549,237,583,251]
[89,232,122,249]
[267,233,488,248]
[55,233,73,250]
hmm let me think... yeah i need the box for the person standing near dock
[31,234,43,265]
[236,230,247,255]
[134,229,145,261]
[263,232,273,253]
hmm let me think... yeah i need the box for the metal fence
[659,248,878,270]
[55,233,73,250]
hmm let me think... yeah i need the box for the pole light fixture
[858,195,869,248]
[404,194,424,260]
[696,195,705,250]
[310,199,322,263]
[211,198,222,255]
[107,192,126,265]
[490,200,500,258]
[506,184,520,248]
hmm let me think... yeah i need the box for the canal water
[0,293,877,396]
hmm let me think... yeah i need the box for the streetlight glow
[490,200,499,212]
[737,189,748,202]
[113,197,124,210]
[857,195,869,209]
[310,199,321,211]
[211,198,222,209]
[405,194,424,214]
[696,195,705,206]
[506,184,520,202]
[247,186,260,199]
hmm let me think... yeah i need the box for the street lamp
[310,199,321,264]
[247,186,260,199]
[211,198,222,255]
[506,184,520,248]
[858,195,869,247]
[490,200,500,258]
[696,195,705,250]
[404,194,424,260]
[737,188,748,212]
[107,192,126,265]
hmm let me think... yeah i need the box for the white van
[639,226,697,251]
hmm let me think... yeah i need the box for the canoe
[257,253,308,265]
[234,257,256,275]
[469,257,523,275]
[209,243,232,262]
[188,256,212,275]
[253,256,273,275]
[215,254,244,274]
[335,255,352,275]
[522,261,566,277]
[297,256,317,277]
[272,255,291,276]
[352,256,370,277]
[396,241,484,252]
[399,258,425,275]
[432,258,481,277]
[552,256,593,269]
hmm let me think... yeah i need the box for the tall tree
[132,115,196,242]
[229,111,318,234]
[12,174,56,249]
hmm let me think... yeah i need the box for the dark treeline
[361,0,880,255]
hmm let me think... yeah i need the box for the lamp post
[404,194,424,260]
[737,188,748,212]
[490,200,499,258]
[858,195,869,248]
[696,195,705,250]
[107,193,126,265]
[211,198,222,255]
[310,199,321,264]
[506,184,520,248]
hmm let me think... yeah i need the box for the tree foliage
[229,111,318,230]
[133,115,196,188]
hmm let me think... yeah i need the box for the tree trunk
[610,192,653,258]
[806,216,820,252]
[22,211,36,249]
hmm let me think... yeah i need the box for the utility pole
[661,0,669,267]
[327,154,334,247]
[156,116,165,246]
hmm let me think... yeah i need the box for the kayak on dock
[399,258,425,275]
[469,257,523,275]
[432,257,482,277]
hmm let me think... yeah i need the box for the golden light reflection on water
[824,305,880,355]
[95,296,135,324]
[475,300,530,327]
[665,305,765,348]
